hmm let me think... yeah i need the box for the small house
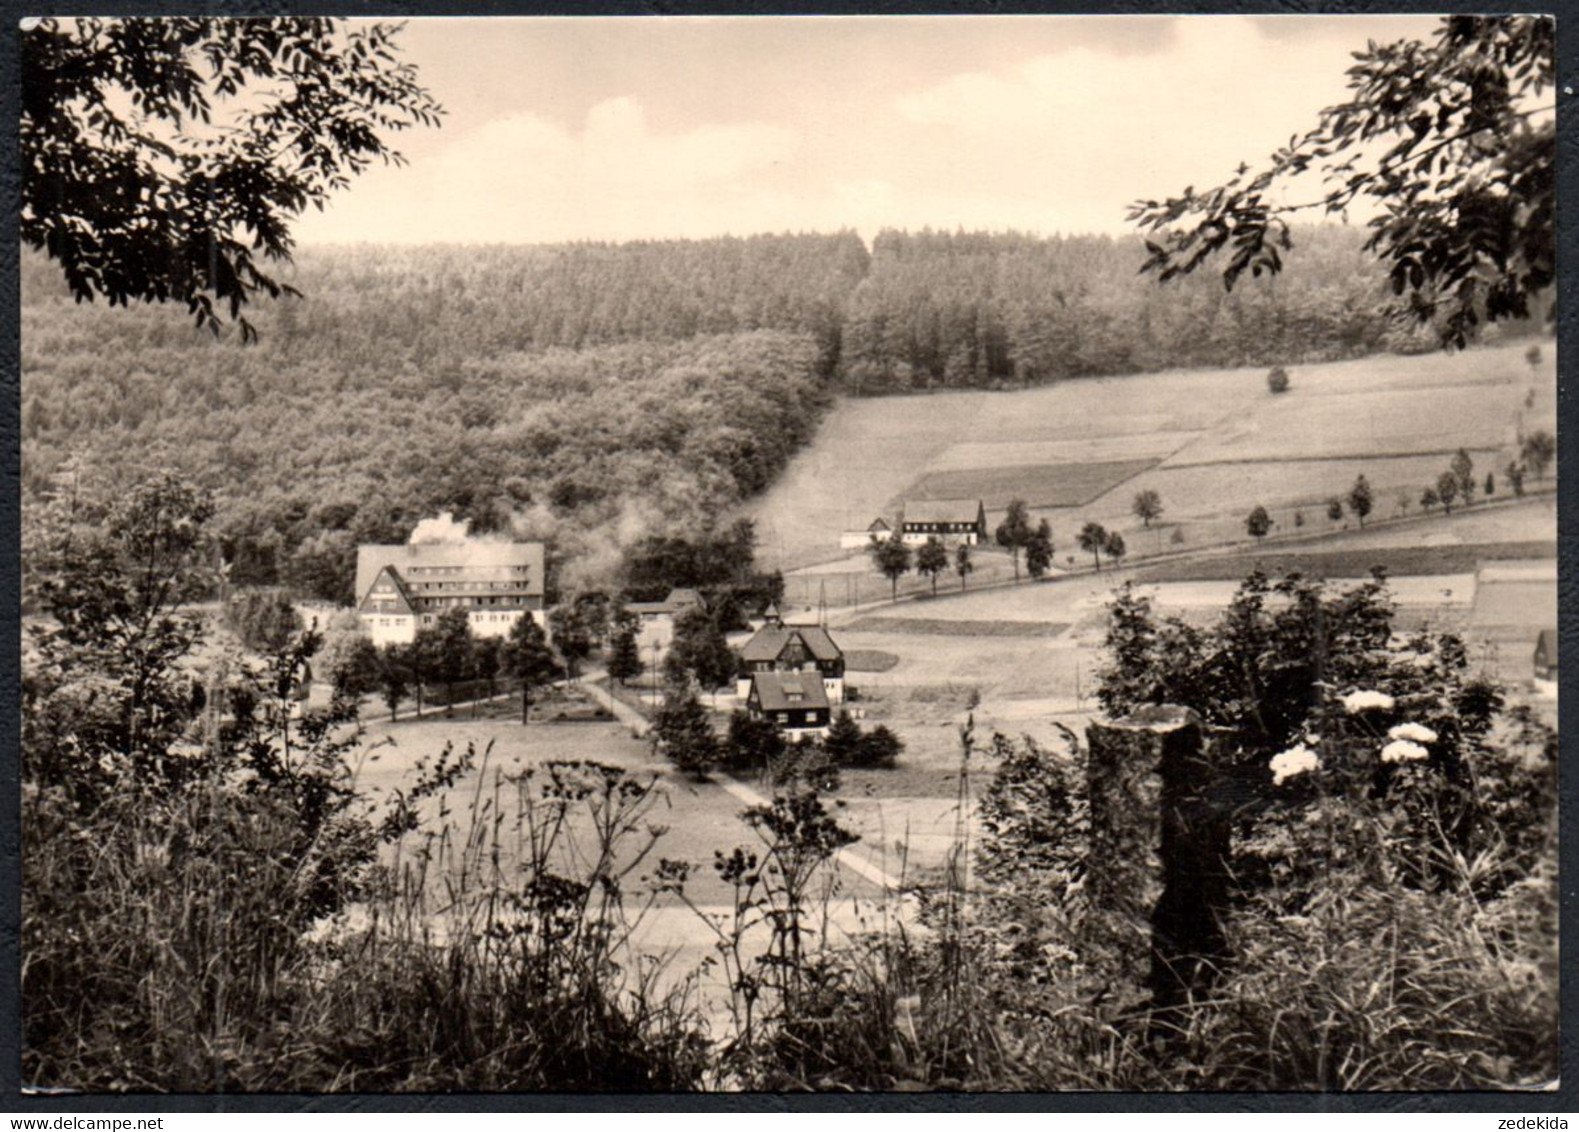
[747,671,832,739]
[840,516,895,550]
[624,588,707,654]
[900,499,987,545]
[736,608,844,703]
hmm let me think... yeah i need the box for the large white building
[356,537,547,648]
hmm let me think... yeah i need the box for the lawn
[905,458,1158,510]
[845,616,1071,638]
[1132,540,1558,584]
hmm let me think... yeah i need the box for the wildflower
[1380,739,1429,764]
[1269,744,1321,785]
[1387,722,1438,744]
[1341,689,1396,714]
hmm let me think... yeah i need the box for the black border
[0,0,1571,1114]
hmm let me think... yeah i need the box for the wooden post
[1085,705,1230,1017]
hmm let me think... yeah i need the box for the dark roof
[903,498,984,525]
[358,565,417,615]
[740,624,842,663]
[665,588,704,608]
[867,517,891,531]
[356,540,545,607]
[751,671,830,712]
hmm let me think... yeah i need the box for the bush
[1266,366,1290,394]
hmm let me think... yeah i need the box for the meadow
[746,338,1553,577]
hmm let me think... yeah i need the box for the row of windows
[904,522,978,532]
[406,565,533,576]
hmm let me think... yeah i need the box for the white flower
[1341,689,1396,714]
[1269,744,1321,785]
[1380,739,1430,764]
[1388,722,1438,744]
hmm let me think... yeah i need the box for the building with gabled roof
[624,587,707,655]
[735,608,844,703]
[356,536,546,648]
[746,670,832,738]
[901,498,987,545]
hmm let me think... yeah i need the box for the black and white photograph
[15,12,1562,1098]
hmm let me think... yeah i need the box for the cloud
[304,96,798,243]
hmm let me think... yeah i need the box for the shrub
[1266,366,1290,394]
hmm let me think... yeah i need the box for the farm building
[736,607,845,703]
[624,588,705,654]
[900,498,987,545]
[1534,628,1558,683]
[746,670,832,739]
[839,516,894,550]
[356,537,547,648]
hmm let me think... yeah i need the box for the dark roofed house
[747,671,832,738]
[901,498,987,545]
[625,587,708,654]
[1534,628,1558,682]
[736,608,845,703]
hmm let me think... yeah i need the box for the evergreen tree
[954,542,975,591]
[995,499,1034,580]
[653,678,718,778]
[1026,519,1055,579]
[506,615,559,725]
[1450,448,1477,507]
[606,613,644,685]
[1246,506,1273,541]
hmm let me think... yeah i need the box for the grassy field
[907,457,1158,509]
[845,615,1071,637]
[1132,539,1559,584]
[744,338,1554,576]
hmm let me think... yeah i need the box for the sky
[292,14,1445,247]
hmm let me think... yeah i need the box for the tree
[1103,529,1127,568]
[1348,475,1374,529]
[1077,522,1108,571]
[226,588,301,654]
[1132,17,1554,349]
[1293,510,1306,528]
[915,536,950,597]
[1421,485,1441,513]
[854,724,904,770]
[1246,506,1273,541]
[21,18,443,341]
[1526,343,1543,372]
[430,607,475,714]
[1437,471,1460,515]
[822,710,865,766]
[506,615,559,725]
[1327,498,1344,525]
[995,499,1034,580]
[1396,490,1411,516]
[1450,448,1477,507]
[1521,430,1555,482]
[324,633,380,699]
[1266,366,1290,394]
[723,709,785,775]
[1132,489,1164,528]
[652,678,717,778]
[954,542,975,592]
[26,472,217,788]
[473,636,502,707]
[1507,462,1526,497]
[867,529,912,602]
[1484,471,1496,498]
[1026,520,1055,580]
[664,605,736,693]
[606,611,643,686]
[547,605,593,679]
[377,648,409,722]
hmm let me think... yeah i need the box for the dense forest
[21,224,1513,603]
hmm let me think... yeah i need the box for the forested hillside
[21,223,1500,603]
